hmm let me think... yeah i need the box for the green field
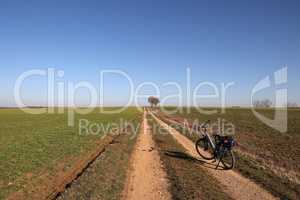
[0,108,141,199]
[157,107,300,199]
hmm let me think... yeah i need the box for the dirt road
[123,111,171,200]
[150,112,277,200]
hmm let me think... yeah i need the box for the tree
[148,96,160,107]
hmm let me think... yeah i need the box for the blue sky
[0,0,299,107]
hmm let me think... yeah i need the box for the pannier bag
[215,135,235,149]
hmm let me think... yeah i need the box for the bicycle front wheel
[221,149,235,169]
[195,137,215,160]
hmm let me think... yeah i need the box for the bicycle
[195,120,236,169]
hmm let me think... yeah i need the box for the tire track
[123,110,171,200]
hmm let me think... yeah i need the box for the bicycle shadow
[163,150,228,170]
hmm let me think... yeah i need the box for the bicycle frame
[202,131,216,150]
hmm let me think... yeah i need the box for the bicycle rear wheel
[195,137,215,160]
[220,149,235,169]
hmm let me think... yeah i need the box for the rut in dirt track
[122,111,171,200]
[150,112,277,200]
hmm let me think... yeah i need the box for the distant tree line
[287,102,298,108]
[253,99,298,108]
[253,99,272,108]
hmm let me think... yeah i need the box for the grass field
[157,107,300,199]
[0,108,141,199]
